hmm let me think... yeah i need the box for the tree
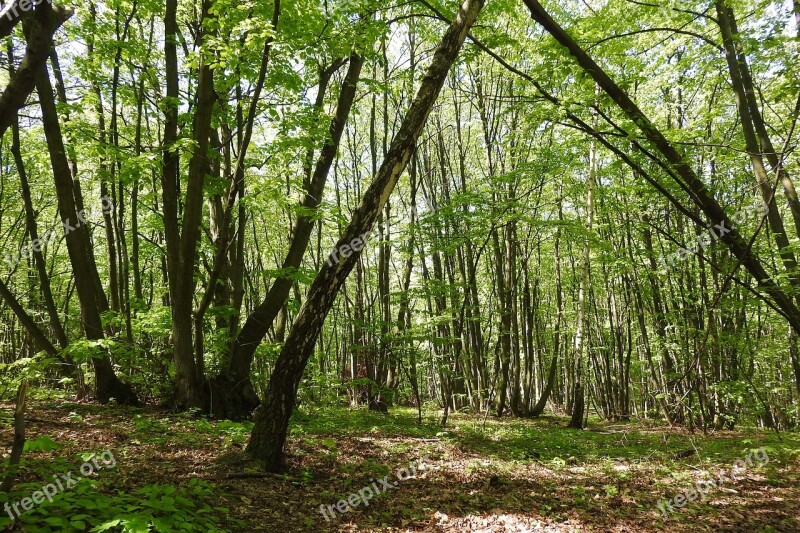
[216,51,364,419]
[246,0,486,470]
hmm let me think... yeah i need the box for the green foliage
[23,435,62,453]
[4,478,228,532]
[0,353,57,400]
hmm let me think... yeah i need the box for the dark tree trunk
[0,4,70,136]
[568,383,585,429]
[35,56,139,406]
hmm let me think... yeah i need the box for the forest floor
[1,400,799,532]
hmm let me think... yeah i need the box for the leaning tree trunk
[0,280,59,359]
[198,0,281,417]
[522,0,800,336]
[714,0,800,295]
[246,0,485,470]
[0,3,70,137]
[717,1,800,241]
[11,116,68,349]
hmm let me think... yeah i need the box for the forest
[1,0,800,530]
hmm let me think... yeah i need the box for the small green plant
[23,435,61,453]
[7,478,230,532]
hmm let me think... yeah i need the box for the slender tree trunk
[396,155,419,419]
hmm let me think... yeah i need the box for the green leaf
[23,435,61,452]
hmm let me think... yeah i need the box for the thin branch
[588,27,723,52]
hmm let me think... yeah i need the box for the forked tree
[246,0,486,470]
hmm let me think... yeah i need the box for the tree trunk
[161,0,217,409]
[568,383,585,429]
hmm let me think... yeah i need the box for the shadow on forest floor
[2,401,799,531]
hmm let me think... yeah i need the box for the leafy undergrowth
[2,401,799,531]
